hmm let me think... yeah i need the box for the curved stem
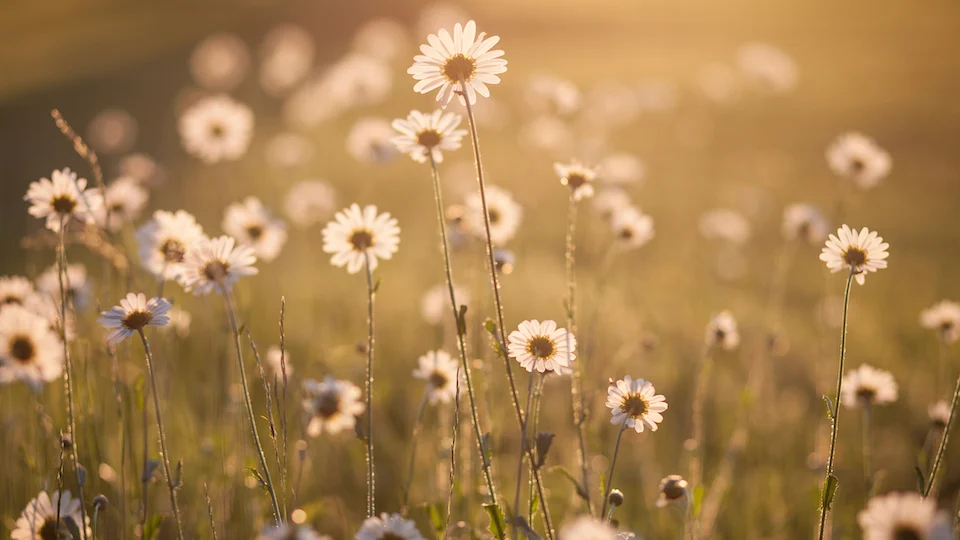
[402,392,430,514]
[363,252,376,517]
[600,419,629,519]
[925,368,960,497]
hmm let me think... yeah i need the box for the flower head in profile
[101,176,149,232]
[303,376,365,437]
[920,300,960,344]
[841,364,898,408]
[284,180,336,230]
[420,283,470,326]
[180,235,259,295]
[266,346,292,378]
[857,492,953,540]
[12,490,91,540]
[391,109,467,164]
[507,319,576,375]
[706,311,740,350]
[321,204,400,274]
[606,375,668,433]
[610,206,655,250]
[36,263,91,312]
[827,132,891,190]
[782,203,829,245]
[0,276,39,309]
[555,161,598,201]
[409,20,507,106]
[178,94,254,164]
[0,306,64,391]
[656,475,689,508]
[222,197,288,262]
[136,210,206,281]
[558,516,617,540]
[355,512,425,540]
[97,293,171,346]
[929,401,951,429]
[25,168,103,232]
[412,350,462,405]
[819,225,889,285]
[463,185,522,246]
[346,117,399,165]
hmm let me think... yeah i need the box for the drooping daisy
[840,364,898,408]
[420,283,470,326]
[321,204,400,275]
[178,94,254,164]
[391,109,467,164]
[101,176,149,232]
[606,376,668,433]
[136,210,206,281]
[409,20,507,106]
[259,524,329,540]
[929,401,951,429]
[610,206,655,250]
[222,197,288,262]
[920,300,960,344]
[11,490,91,540]
[857,492,953,540]
[599,153,646,185]
[259,25,315,96]
[0,306,64,391]
[827,132,891,190]
[25,168,104,232]
[97,293,171,346]
[592,188,632,220]
[698,208,751,245]
[266,345,292,378]
[189,33,250,91]
[36,263,90,311]
[0,276,38,308]
[463,185,522,246]
[782,203,829,245]
[555,161,598,201]
[705,311,740,350]
[87,108,138,155]
[412,350,461,404]
[656,475,689,508]
[819,225,889,285]
[346,117,399,165]
[302,376,365,437]
[180,235,259,295]
[507,319,576,375]
[737,42,798,93]
[284,180,337,230]
[355,512,425,540]
[558,516,617,540]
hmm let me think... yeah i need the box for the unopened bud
[607,488,624,507]
[59,433,73,449]
[93,495,109,511]
[656,475,689,508]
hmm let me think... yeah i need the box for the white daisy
[706,310,740,350]
[610,206,655,250]
[101,176,149,232]
[136,210,206,281]
[737,42,798,93]
[558,516,617,540]
[656,474,689,508]
[189,33,250,91]
[22,295,76,343]
[827,132,892,190]
[222,197,288,262]
[352,17,410,61]
[25,168,104,232]
[259,25,315,96]
[920,300,960,344]
[420,283,470,326]
[321,204,400,275]
[606,375,668,433]
[0,306,64,391]
[507,319,576,375]
[0,276,38,309]
[266,345,292,378]
[698,208,751,245]
[180,235,259,295]
[857,492,953,540]
[841,364,898,408]
[591,188,632,220]
[782,203,829,244]
[265,132,315,169]
[819,225,889,285]
[598,153,646,185]
[555,161,598,201]
[346,117,399,165]
[282,76,347,129]
[525,74,581,116]
[302,376,365,437]
[408,20,507,106]
[259,524,329,540]
[391,109,467,164]
[178,94,254,164]
[284,180,337,230]
[355,512,425,540]
[463,185,522,246]
[87,108,138,155]
[36,263,90,311]
[11,490,91,540]
[97,293,171,346]
[412,350,461,405]
[160,305,192,338]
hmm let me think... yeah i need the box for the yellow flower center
[10,336,35,363]
[122,310,154,331]
[51,195,77,215]
[442,53,477,84]
[527,336,555,359]
[350,230,374,251]
[203,260,230,283]
[428,371,448,389]
[621,394,649,418]
[843,247,867,268]
[416,129,443,149]
[160,239,186,264]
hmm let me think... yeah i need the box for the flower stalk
[362,251,377,517]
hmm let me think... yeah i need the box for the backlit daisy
[284,180,337,229]
[355,512,425,540]
[819,225,889,285]
[610,206,655,250]
[737,42,798,93]
[136,210,206,281]
[25,168,103,232]
[929,401,951,429]
[189,33,250,91]
[11,490,91,540]
[420,283,470,325]
[507,319,576,375]
[463,185,522,246]
[180,235,259,295]
[266,346,292,378]
[920,300,960,344]
[97,293,171,346]
[591,188,632,220]
[0,276,38,309]
[656,475,689,508]
[178,95,254,164]
[302,376,365,437]
[706,310,740,350]
[857,492,953,540]
[36,263,90,311]
[409,20,507,106]
[222,197,288,262]
[391,109,467,164]
[259,25,315,96]
[412,350,461,405]
[321,204,400,274]
[555,161,598,201]
[599,153,646,185]
[606,375,668,433]
[0,306,64,391]
[782,203,829,245]
[101,176,148,231]
[346,117,399,165]
[827,132,892,190]
[558,516,617,540]
[841,364,898,408]
[699,208,751,245]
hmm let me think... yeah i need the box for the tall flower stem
[219,287,282,524]
[427,155,505,539]
[463,90,554,539]
[529,376,545,521]
[817,268,856,539]
[862,404,873,494]
[513,373,536,538]
[362,251,377,517]
[600,419,629,519]
[689,345,714,499]
[924,369,960,497]
[402,391,430,514]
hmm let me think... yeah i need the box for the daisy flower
[606,375,668,433]
[591,188,632,220]
[705,310,740,350]
[819,225,889,285]
[698,208,751,245]
[189,33,250,91]
[656,475,689,508]
[24,168,103,232]
[0,276,38,308]
[555,161,598,201]
[284,180,337,230]
[180,235,259,295]
[463,185,522,246]
[87,108,138,155]
[827,132,892,190]
[840,364,898,408]
[302,376,365,437]
[101,176,149,231]
[136,210,206,281]
[412,350,461,404]
[97,293,171,346]
[857,492,953,540]
[391,109,467,164]
[22,295,76,343]
[355,513,425,540]
[259,25,315,96]
[920,300,960,344]
[420,283,470,325]
[321,204,400,275]
[178,94,254,164]
[324,54,393,107]
[259,524,329,540]
[737,42,798,93]
[558,516,617,540]
[222,197,288,262]
[346,117,399,165]
[598,153,646,185]
[408,20,507,106]
[610,206,655,250]
[507,319,576,375]
[11,490,91,540]
[0,306,64,391]
[782,203,829,245]
[36,263,90,311]
[266,346,292,378]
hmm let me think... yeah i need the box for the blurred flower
[259,25,315,96]
[161,306,192,338]
[841,364,898,408]
[37,263,90,311]
[189,33,250,91]
[353,18,410,61]
[583,82,642,127]
[355,513,425,540]
[25,168,103,232]
[494,248,516,274]
[592,188,632,220]
[606,375,668,433]
[321,204,400,274]
[0,276,38,309]
[392,109,466,164]
[101,177,148,232]
[409,20,507,106]
[11,490,91,540]
[97,293,171,345]
[181,235,259,295]
[737,42,798,93]
[420,283,470,326]
[222,197,288,262]
[555,161,598,201]
[265,346,292,378]
[346,117,399,165]
[697,63,741,104]
[826,133,891,190]
[302,375,365,437]
[610,206,655,250]
[507,319,576,375]
[283,77,347,129]
[598,153,646,185]
[463,185,522,246]
[412,350,461,405]
[920,300,960,344]
[22,295,76,343]
[929,401,951,429]
[0,306,64,391]
[265,132,314,169]
[525,74,581,116]
[259,524,329,540]
[699,209,751,245]
[519,115,573,153]
[656,475,689,508]
[418,3,469,39]
[284,180,337,229]
[325,54,393,106]
[87,109,138,155]
[857,492,953,540]
[178,95,254,164]
[706,310,740,350]
[635,79,680,112]
[782,203,829,245]
[136,210,206,282]
[819,225,889,285]
[118,153,163,187]
[558,516,617,540]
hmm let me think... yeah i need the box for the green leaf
[534,432,555,469]
[456,304,468,337]
[822,395,836,420]
[373,276,382,294]
[482,503,506,539]
[134,374,146,411]
[420,502,444,538]
[691,485,705,517]
[821,474,839,510]
[528,491,540,518]
[483,318,497,334]
[143,514,163,540]
[547,466,588,501]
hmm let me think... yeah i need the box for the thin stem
[204,482,219,540]
[689,346,714,497]
[362,251,377,517]
[444,367,460,534]
[108,348,128,540]
[513,373,536,538]
[92,507,99,539]
[403,391,430,514]
[245,330,285,521]
[817,269,856,539]
[529,375,545,521]
[600,419,629,518]
[141,370,150,530]
[278,297,290,517]
[862,403,873,494]
[925,369,960,497]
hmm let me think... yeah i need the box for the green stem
[924,369,960,497]
[362,251,376,517]
[862,403,873,495]
[513,373,536,538]
[600,419,628,518]
[403,391,430,514]
[529,376,545,521]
